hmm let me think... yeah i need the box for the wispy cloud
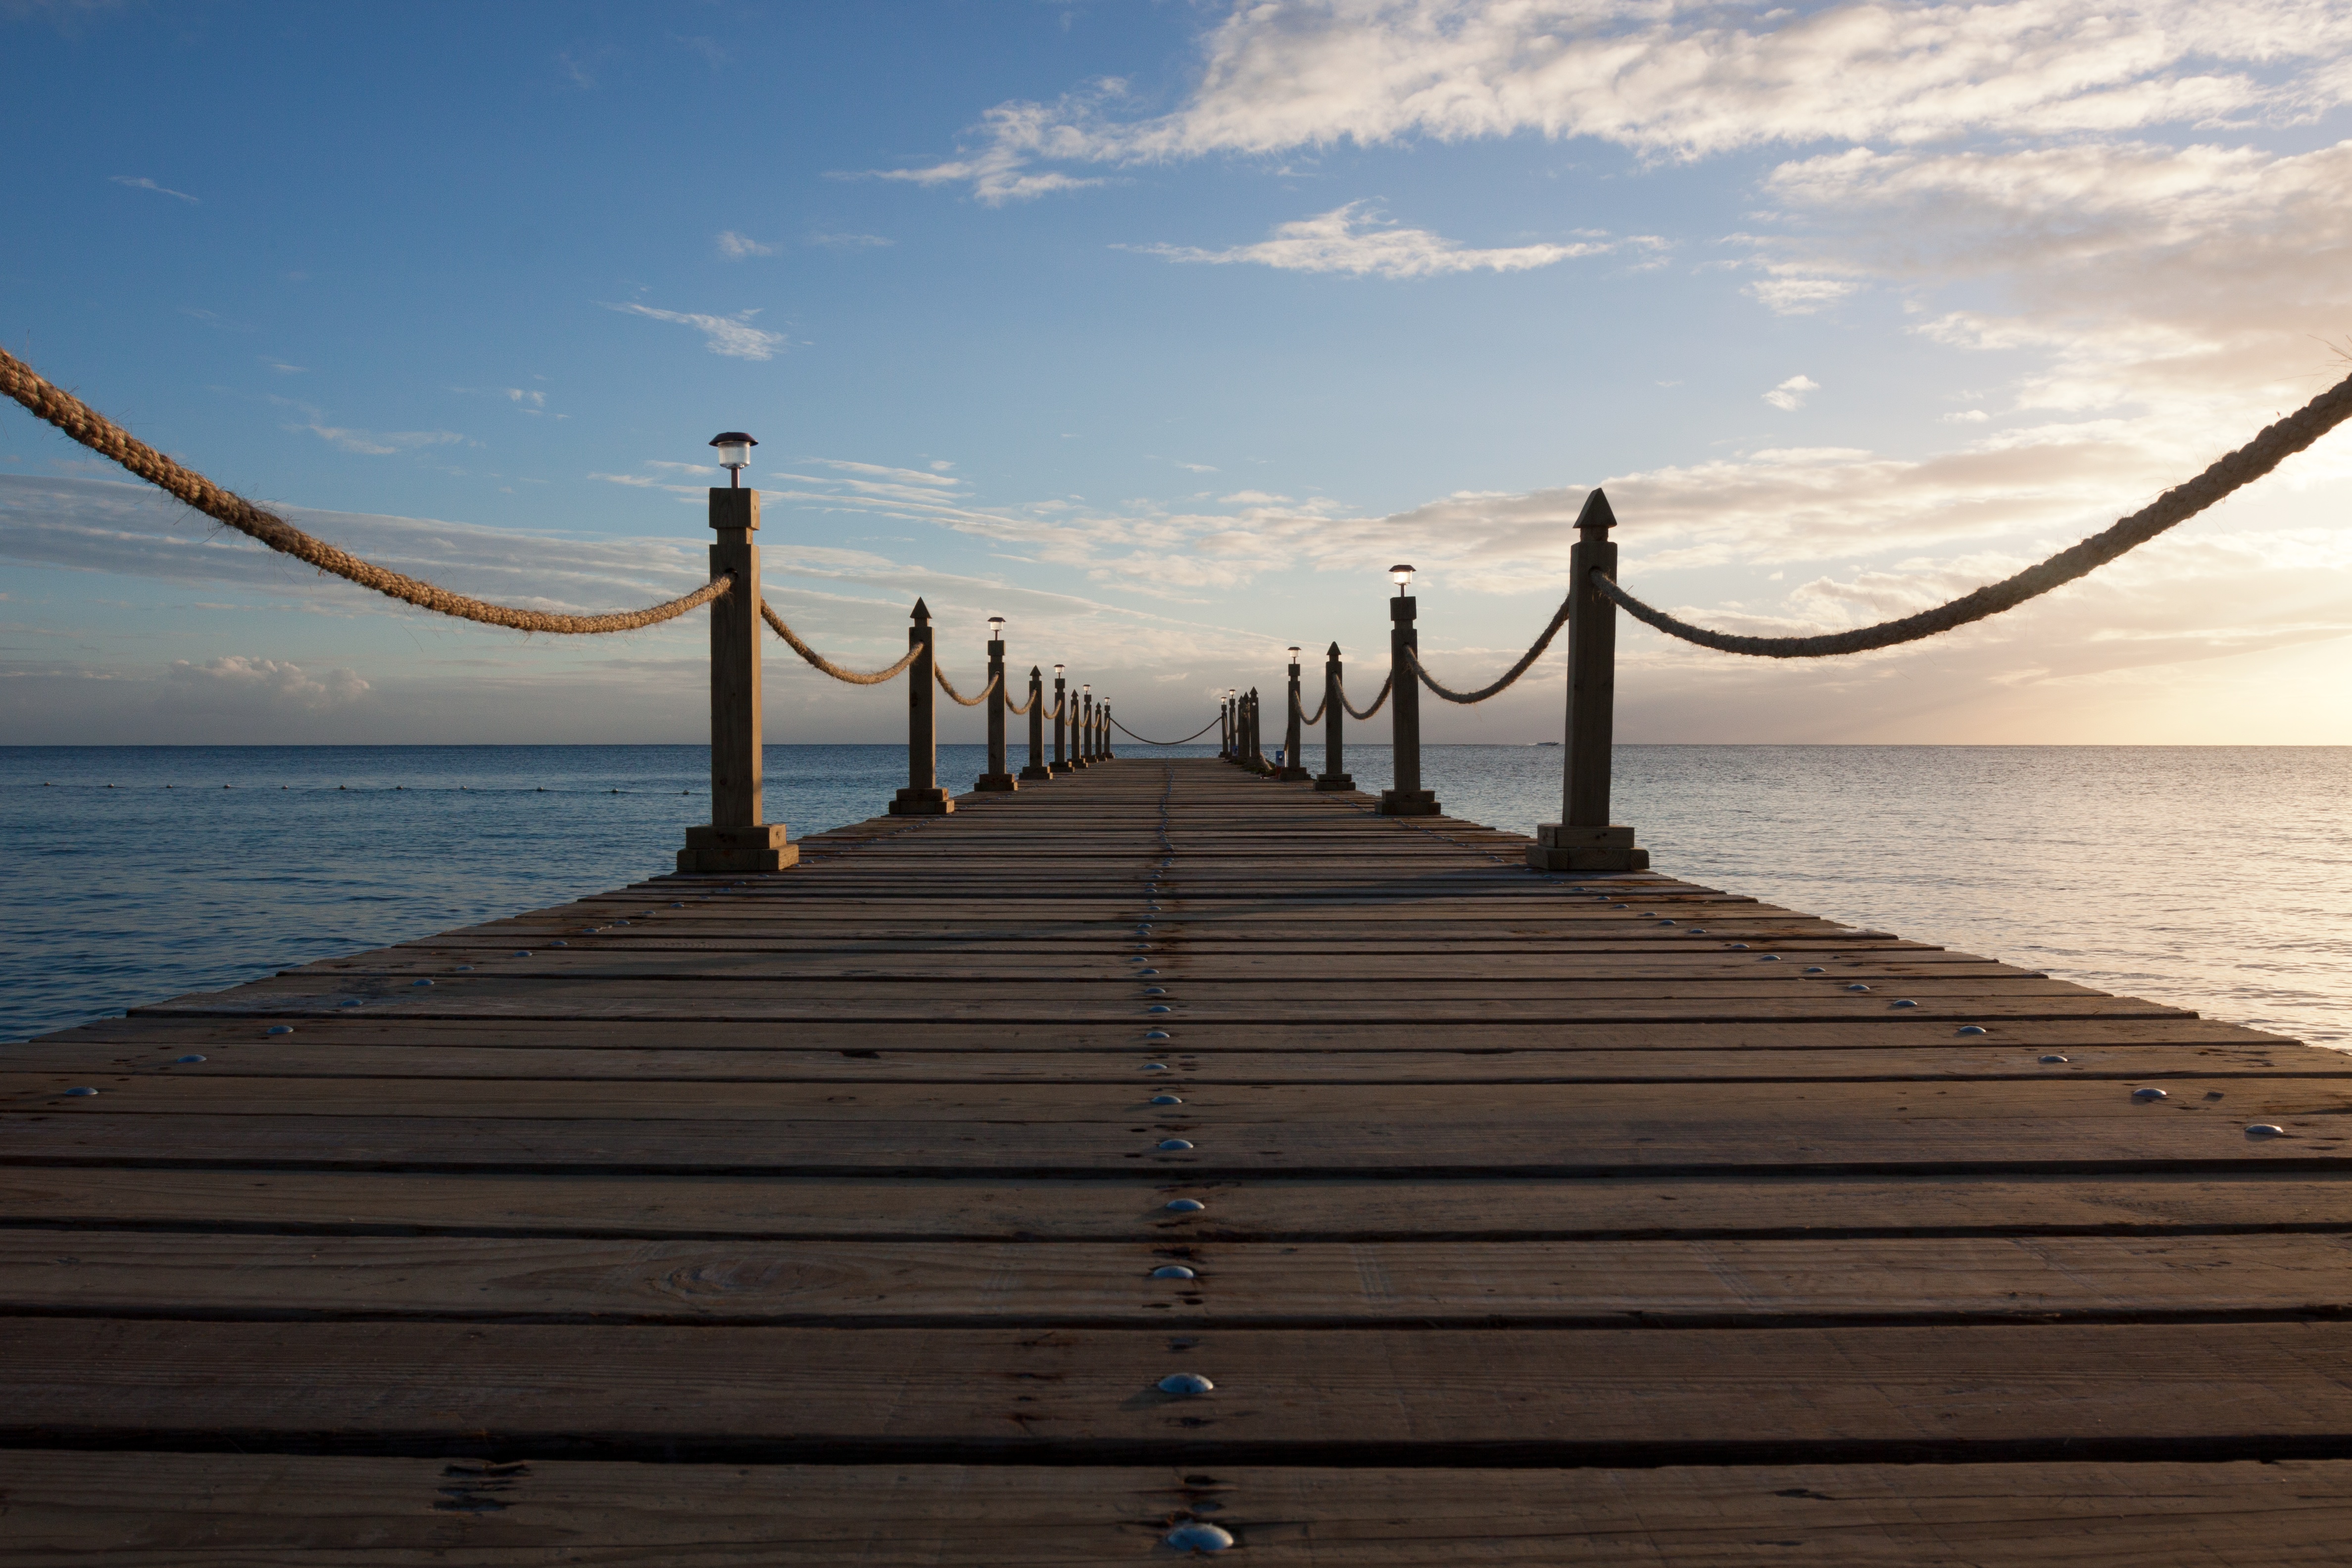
[293,423,466,456]
[1124,202,1608,279]
[810,231,894,249]
[1763,375,1820,412]
[110,175,196,204]
[716,230,775,258]
[602,302,787,360]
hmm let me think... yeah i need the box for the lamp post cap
[708,431,758,447]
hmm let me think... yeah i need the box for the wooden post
[889,598,953,816]
[1379,587,1439,816]
[1020,666,1051,782]
[1529,489,1648,872]
[1220,698,1232,759]
[1101,701,1116,760]
[1071,687,1092,770]
[1315,641,1353,791]
[975,630,1015,792]
[1051,668,1071,774]
[1246,688,1267,770]
[679,486,795,872]
[1280,652,1309,780]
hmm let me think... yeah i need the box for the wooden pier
[7,757,2352,1562]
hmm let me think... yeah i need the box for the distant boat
[1535,740,1561,746]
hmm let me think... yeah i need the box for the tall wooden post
[1220,699,1232,759]
[1246,688,1266,769]
[1379,586,1439,816]
[1051,668,1071,774]
[889,598,953,816]
[1280,652,1309,780]
[1529,489,1648,872]
[1020,666,1051,782]
[1072,688,1092,770]
[1100,702,1115,760]
[679,486,796,872]
[1315,641,1353,791]
[976,629,1015,791]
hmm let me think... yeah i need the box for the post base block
[1313,774,1356,792]
[1278,766,1312,781]
[1019,764,1053,781]
[1526,822,1650,872]
[1378,788,1441,817]
[1067,758,1090,771]
[677,824,798,874]
[888,787,956,817]
[973,773,1018,792]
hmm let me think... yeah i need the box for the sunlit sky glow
[4,0,2350,745]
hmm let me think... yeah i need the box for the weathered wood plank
[14,1318,2352,1460]
[6,1453,2351,1567]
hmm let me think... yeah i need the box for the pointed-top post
[1529,487,1647,872]
[976,616,1015,792]
[1020,664,1051,781]
[1280,647,1309,781]
[1316,639,1354,791]
[889,596,953,816]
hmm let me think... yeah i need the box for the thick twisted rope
[1337,670,1394,720]
[1403,596,1574,704]
[1300,691,1327,726]
[1003,682,1038,716]
[1110,713,1223,746]
[2,344,734,634]
[1600,368,2352,659]
[935,664,999,707]
[758,600,921,684]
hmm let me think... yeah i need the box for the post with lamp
[1100,701,1116,761]
[889,598,954,816]
[1050,665,1072,774]
[1528,489,1649,871]
[1071,685,1092,769]
[1315,641,1354,791]
[679,432,797,873]
[1224,689,1239,765]
[1020,665,1051,782]
[975,616,1016,792]
[1219,695,1231,759]
[1379,563,1440,817]
[1244,687,1264,770]
[1280,647,1310,781]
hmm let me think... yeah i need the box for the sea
[3,744,2347,1049]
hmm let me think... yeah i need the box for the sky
[3,0,2350,746]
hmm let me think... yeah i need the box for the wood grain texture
[5,757,2346,1562]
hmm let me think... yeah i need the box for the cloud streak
[602,302,787,359]
[110,174,196,203]
[1123,201,1611,278]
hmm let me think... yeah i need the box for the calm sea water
[2,745,2346,1048]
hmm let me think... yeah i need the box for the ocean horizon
[4,742,2346,1049]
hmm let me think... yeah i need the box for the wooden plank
[0,1041,2317,1082]
[6,1453,2352,1567]
[9,1229,2352,1325]
[8,1169,2346,1241]
[15,1318,2352,1461]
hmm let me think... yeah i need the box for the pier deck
[6,757,2352,1563]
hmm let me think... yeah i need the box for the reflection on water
[3,744,2345,1047]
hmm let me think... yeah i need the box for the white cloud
[716,231,775,258]
[165,655,370,713]
[1123,201,1609,278]
[110,175,196,203]
[1744,276,1859,314]
[602,302,787,360]
[294,424,465,456]
[1763,374,1820,411]
[878,0,2352,202]
[810,231,895,249]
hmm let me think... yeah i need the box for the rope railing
[1338,670,1393,720]
[1403,597,1573,704]
[1111,713,1224,746]
[1595,366,2352,659]
[757,600,923,684]
[1300,692,1327,726]
[1,344,738,635]
[935,665,999,707]
[1003,683,1037,716]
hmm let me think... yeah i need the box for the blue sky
[5,0,2351,745]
